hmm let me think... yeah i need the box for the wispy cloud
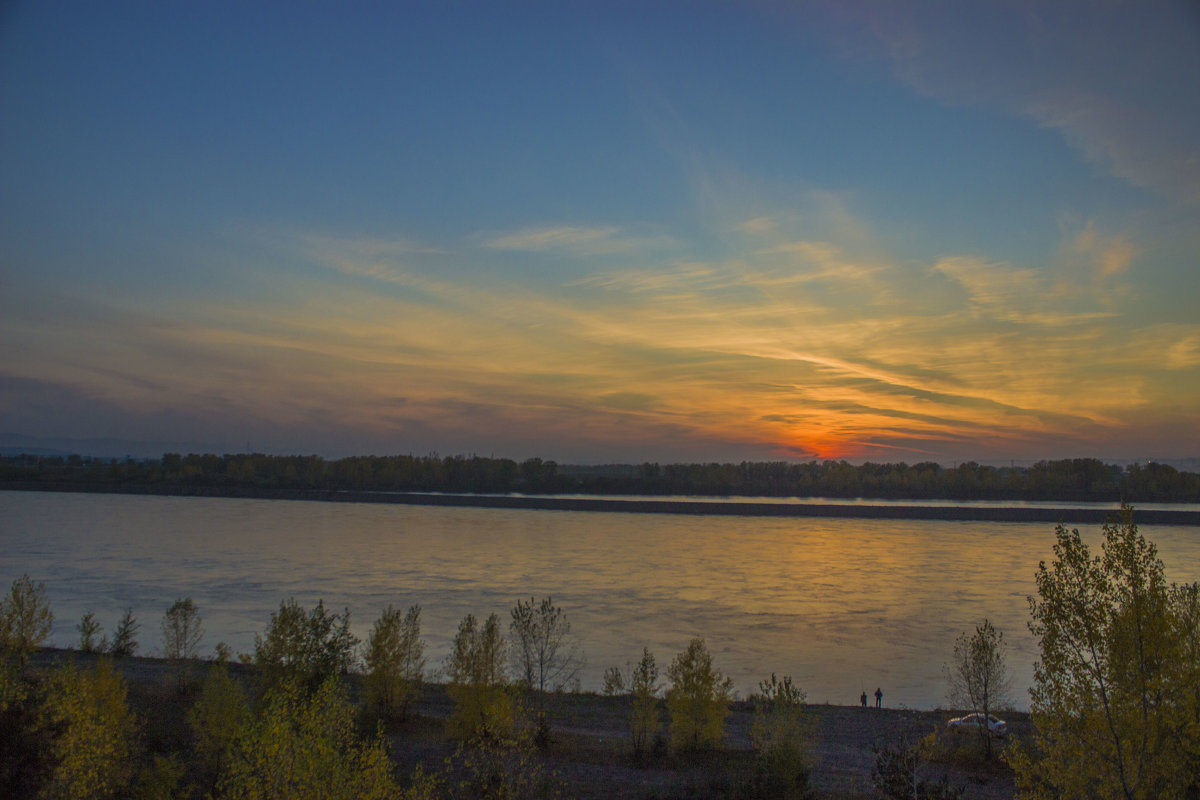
[804,0,1200,204]
[482,225,676,256]
[5,199,1196,461]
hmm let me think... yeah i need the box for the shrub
[748,673,812,798]
[665,637,733,752]
[444,613,512,741]
[77,611,104,653]
[216,675,399,800]
[871,733,963,800]
[0,574,53,666]
[40,659,140,800]
[253,598,359,693]
[364,603,426,720]
[187,662,250,788]
[162,597,204,694]
[629,647,661,758]
[509,596,583,694]
[110,608,139,657]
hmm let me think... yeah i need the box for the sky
[2,1,1198,465]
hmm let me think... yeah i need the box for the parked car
[947,712,1007,736]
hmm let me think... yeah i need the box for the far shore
[6,482,1200,525]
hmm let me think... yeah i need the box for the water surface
[3,490,1197,709]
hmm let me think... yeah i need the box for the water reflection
[3,490,1197,709]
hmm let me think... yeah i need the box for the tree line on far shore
[3,452,1198,502]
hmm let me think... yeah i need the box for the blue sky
[2,1,1198,463]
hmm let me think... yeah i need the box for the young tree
[187,662,250,789]
[0,574,54,666]
[364,604,426,720]
[665,637,733,752]
[41,660,140,800]
[508,596,584,694]
[253,598,359,693]
[109,608,139,657]
[629,647,661,758]
[162,597,204,694]
[750,673,812,798]
[601,664,626,696]
[444,612,511,741]
[77,611,104,653]
[943,618,1012,758]
[161,597,204,661]
[1009,506,1200,799]
[216,676,399,800]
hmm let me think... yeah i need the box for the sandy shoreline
[6,483,1200,525]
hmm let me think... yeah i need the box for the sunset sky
[2,2,1198,464]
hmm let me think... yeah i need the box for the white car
[947,712,1007,737]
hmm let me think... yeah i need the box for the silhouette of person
[874,687,882,708]
[860,690,867,708]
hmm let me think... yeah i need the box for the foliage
[509,596,584,694]
[40,659,140,800]
[10,451,1200,502]
[110,608,140,657]
[215,675,399,800]
[188,662,250,788]
[748,673,812,798]
[443,726,564,800]
[0,574,54,666]
[943,619,1012,759]
[665,637,733,752]
[162,597,204,694]
[871,733,964,800]
[444,612,513,741]
[1008,506,1200,799]
[131,754,186,800]
[629,647,662,757]
[161,597,204,660]
[601,664,625,695]
[0,657,45,796]
[253,598,359,693]
[364,603,426,720]
[77,612,104,653]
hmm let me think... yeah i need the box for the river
[3,489,1198,709]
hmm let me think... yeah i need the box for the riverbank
[22,648,1025,799]
[6,483,1200,525]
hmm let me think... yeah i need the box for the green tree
[629,647,661,758]
[508,596,584,694]
[943,618,1012,759]
[40,660,140,800]
[0,574,54,667]
[161,597,203,660]
[601,664,625,696]
[110,608,139,657]
[749,673,813,798]
[77,612,104,654]
[444,612,512,741]
[1009,506,1200,799]
[162,597,204,693]
[253,598,359,693]
[216,676,399,800]
[665,637,733,752]
[187,662,250,789]
[364,604,426,720]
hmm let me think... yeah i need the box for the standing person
[874,687,882,708]
[860,690,868,708]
